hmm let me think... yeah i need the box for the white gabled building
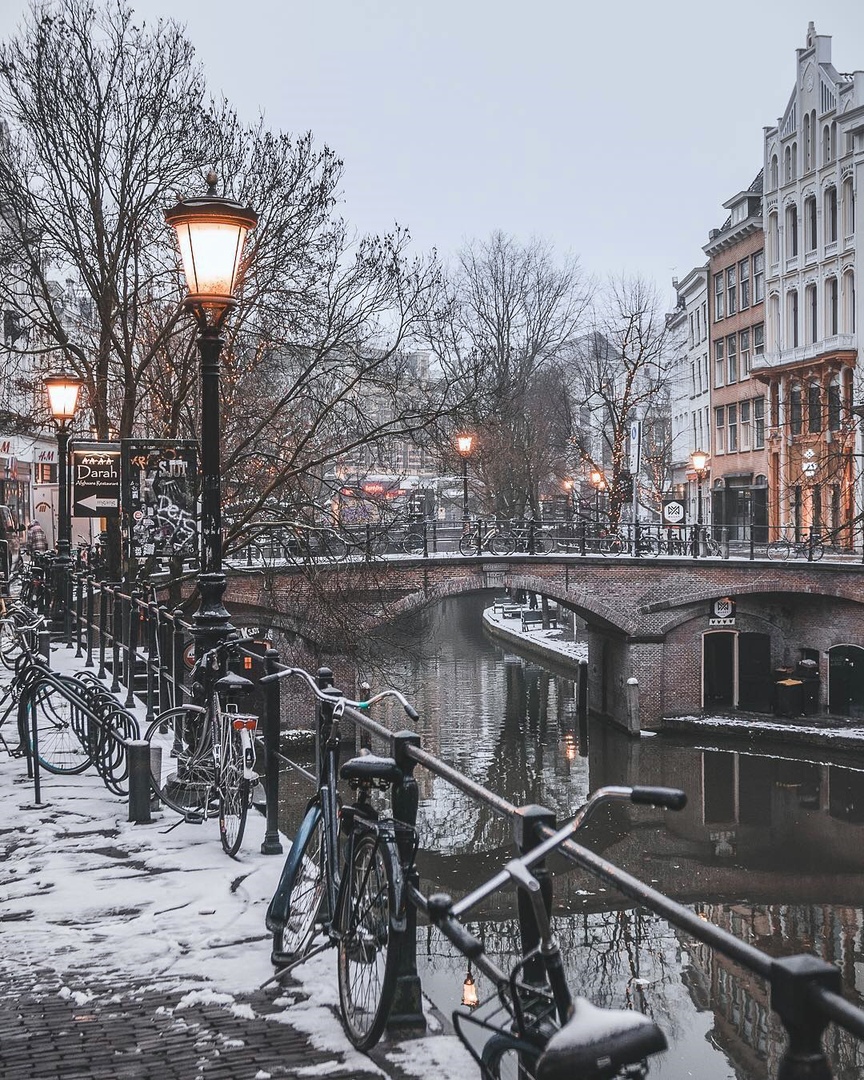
[755,23,864,544]
[667,267,710,524]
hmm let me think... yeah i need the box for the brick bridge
[224,553,864,733]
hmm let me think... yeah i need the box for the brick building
[704,175,768,540]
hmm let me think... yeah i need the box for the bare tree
[425,231,591,518]
[567,277,672,530]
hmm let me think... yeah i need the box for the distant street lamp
[589,469,607,523]
[456,433,475,525]
[563,478,575,520]
[165,172,257,654]
[44,372,84,630]
[690,450,709,525]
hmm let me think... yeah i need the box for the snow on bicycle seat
[340,755,403,784]
[536,997,666,1080]
[215,671,255,694]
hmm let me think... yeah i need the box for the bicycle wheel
[704,537,722,557]
[401,529,425,555]
[808,540,825,562]
[489,531,516,556]
[270,804,326,964]
[218,723,251,857]
[144,705,214,819]
[480,1031,542,1080]
[337,832,402,1050]
[0,618,19,669]
[322,530,349,563]
[601,533,624,556]
[26,682,94,774]
[459,533,478,557]
[766,540,789,561]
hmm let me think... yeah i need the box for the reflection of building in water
[683,902,864,1077]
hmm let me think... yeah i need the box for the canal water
[282,592,864,1079]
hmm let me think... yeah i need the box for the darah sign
[71,442,120,517]
[122,440,198,561]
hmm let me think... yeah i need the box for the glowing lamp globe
[44,373,84,424]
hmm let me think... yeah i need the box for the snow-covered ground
[482,603,588,664]
[0,643,474,1078]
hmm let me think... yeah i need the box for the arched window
[825,277,838,335]
[842,270,856,333]
[828,379,841,431]
[804,195,817,251]
[785,203,799,258]
[770,154,779,189]
[768,211,780,265]
[843,177,855,238]
[803,114,811,171]
[805,283,817,343]
[792,143,798,180]
[768,293,781,349]
[825,187,838,244]
[789,384,802,435]
[807,381,821,433]
[785,146,792,183]
[786,289,799,348]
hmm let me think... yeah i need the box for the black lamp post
[45,373,84,631]
[589,469,606,524]
[165,173,257,655]
[456,434,475,525]
[691,450,709,525]
[563,478,575,521]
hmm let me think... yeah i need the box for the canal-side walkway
[0,647,471,1080]
[481,603,864,750]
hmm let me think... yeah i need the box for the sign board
[122,440,198,562]
[71,442,121,518]
[661,498,686,528]
[709,597,736,627]
[628,420,642,475]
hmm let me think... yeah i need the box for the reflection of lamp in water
[462,963,479,1008]
[563,732,577,761]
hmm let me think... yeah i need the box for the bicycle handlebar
[258,663,419,721]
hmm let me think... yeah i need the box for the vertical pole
[98,583,108,680]
[387,730,426,1036]
[172,612,187,709]
[125,591,139,709]
[771,954,840,1080]
[85,575,95,667]
[260,647,284,855]
[513,805,557,986]
[127,740,153,824]
[461,456,469,526]
[110,590,122,693]
[145,602,157,725]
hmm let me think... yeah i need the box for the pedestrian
[25,519,48,553]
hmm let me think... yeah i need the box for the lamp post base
[192,571,236,657]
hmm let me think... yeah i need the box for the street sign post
[71,442,121,518]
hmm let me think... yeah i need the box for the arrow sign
[75,494,119,512]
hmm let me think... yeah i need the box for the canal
[282,592,864,1078]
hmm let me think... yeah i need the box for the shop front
[711,473,768,543]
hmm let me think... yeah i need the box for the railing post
[124,591,139,709]
[579,519,586,556]
[145,601,157,725]
[157,605,171,713]
[513,804,557,986]
[74,573,85,657]
[750,524,756,560]
[97,583,108,679]
[626,676,640,735]
[85,574,95,668]
[528,519,536,555]
[127,740,153,824]
[422,520,429,558]
[633,519,641,558]
[110,589,122,693]
[387,730,426,1036]
[260,646,285,855]
[770,954,841,1080]
[172,610,187,710]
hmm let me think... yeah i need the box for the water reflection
[279,593,864,1078]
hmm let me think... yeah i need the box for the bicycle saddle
[340,755,403,784]
[215,671,255,695]
[535,997,666,1080]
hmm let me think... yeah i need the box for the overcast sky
[2,0,864,306]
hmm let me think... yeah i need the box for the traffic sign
[71,443,120,518]
[661,498,686,527]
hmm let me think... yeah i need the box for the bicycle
[599,529,658,557]
[261,666,419,1050]
[766,527,824,562]
[144,641,260,856]
[413,784,686,1079]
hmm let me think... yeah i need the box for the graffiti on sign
[122,440,198,562]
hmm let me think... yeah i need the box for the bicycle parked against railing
[262,666,419,1050]
[766,526,825,562]
[144,640,260,856]
[414,784,686,1080]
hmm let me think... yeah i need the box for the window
[828,382,841,431]
[770,154,779,189]
[727,404,738,452]
[714,272,725,320]
[786,204,799,257]
[753,251,764,303]
[823,124,831,165]
[826,187,838,244]
[727,333,738,383]
[714,339,725,387]
[689,313,695,348]
[702,302,708,340]
[806,283,817,344]
[784,146,792,183]
[843,177,855,238]
[826,277,838,335]
[726,266,737,315]
[739,328,750,376]
[807,382,821,433]
[754,323,765,356]
[768,213,780,265]
[695,306,701,343]
[754,397,765,448]
[787,290,799,347]
[715,406,725,453]
[843,270,856,333]
[740,400,752,451]
[739,258,750,309]
[805,196,817,252]
[690,359,696,396]
[789,386,802,435]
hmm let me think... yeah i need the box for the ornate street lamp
[165,172,257,653]
[44,372,84,631]
[690,450,709,525]
[455,433,475,525]
[589,469,607,524]
[563,478,575,521]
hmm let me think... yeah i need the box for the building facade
[753,23,864,547]
[705,176,768,539]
